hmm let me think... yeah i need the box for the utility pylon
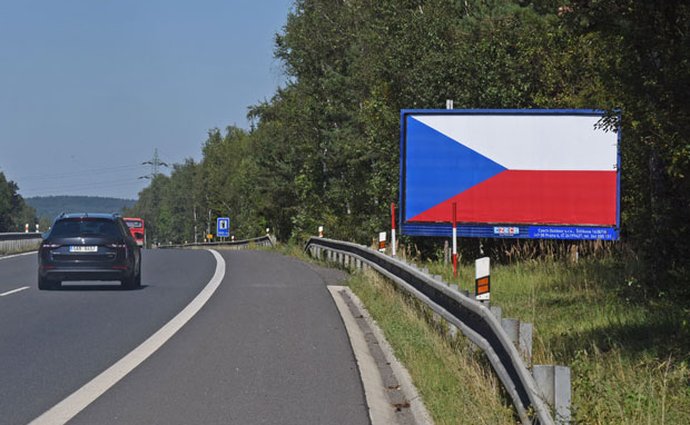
[140,148,169,179]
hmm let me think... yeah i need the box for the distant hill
[26,196,137,221]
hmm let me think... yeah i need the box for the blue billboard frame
[398,109,621,240]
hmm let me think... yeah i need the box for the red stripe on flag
[409,170,617,226]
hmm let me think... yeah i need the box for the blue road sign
[217,217,230,238]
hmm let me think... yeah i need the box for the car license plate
[69,246,98,253]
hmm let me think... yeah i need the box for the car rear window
[51,218,122,238]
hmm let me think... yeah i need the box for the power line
[12,164,143,182]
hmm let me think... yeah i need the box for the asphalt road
[0,249,368,425]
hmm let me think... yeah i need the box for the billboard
[399,109,620,240]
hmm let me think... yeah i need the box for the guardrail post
[490,306,503,322]
[533,365,571,424]
[519,322,533,365]
[501,319,533,364]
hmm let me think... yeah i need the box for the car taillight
[107,243,129,258]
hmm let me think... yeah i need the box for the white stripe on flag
[413,114,617,171]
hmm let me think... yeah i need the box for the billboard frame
[398,109,621,240]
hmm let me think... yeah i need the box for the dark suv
[38,213,142,290]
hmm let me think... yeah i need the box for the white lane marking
[29,249,226,425]
[0,286,30,297]
[0,251,36,261]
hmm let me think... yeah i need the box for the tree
[0,171,36,232]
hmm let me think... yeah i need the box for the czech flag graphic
[404,112,619,226]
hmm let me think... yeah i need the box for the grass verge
[347,270,515,425]
[407,256,690,424]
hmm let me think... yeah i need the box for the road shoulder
[328,285,434,425]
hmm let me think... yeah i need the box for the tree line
[128,0,690,295]
[0,172,36,232]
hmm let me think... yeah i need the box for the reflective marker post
[378,232,387,253]
[452,202,458,278]
[391,203,397,257]
[475,257,490,302]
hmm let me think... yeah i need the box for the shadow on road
[53,283,149,291]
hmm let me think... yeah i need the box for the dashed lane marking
[0,286,30,297]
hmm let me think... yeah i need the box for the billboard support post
[452,202,458,278]
[391,203,397,257]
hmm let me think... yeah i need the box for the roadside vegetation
[283,242,690,424]
[0,171,36,233]
[451,257,689,423]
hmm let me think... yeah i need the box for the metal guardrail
[0,232,43,255]
[305,237,556,425]
[0,232,43,241]
[157,235,275,249]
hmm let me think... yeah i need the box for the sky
[0,0,293,200]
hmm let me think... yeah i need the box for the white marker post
[391,203,397,257]
[24,223,29,233]
[378,232,387,253]
[475,257,490,301]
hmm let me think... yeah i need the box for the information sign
[217,217,230,238]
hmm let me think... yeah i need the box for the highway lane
[1,249,369,425]
[0,249,216,425]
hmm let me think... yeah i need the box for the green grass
[428,257,690,424]
[348,270,516,425]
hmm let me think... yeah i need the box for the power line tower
[140,148,169,180]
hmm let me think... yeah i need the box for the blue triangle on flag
[405,116,507,220]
